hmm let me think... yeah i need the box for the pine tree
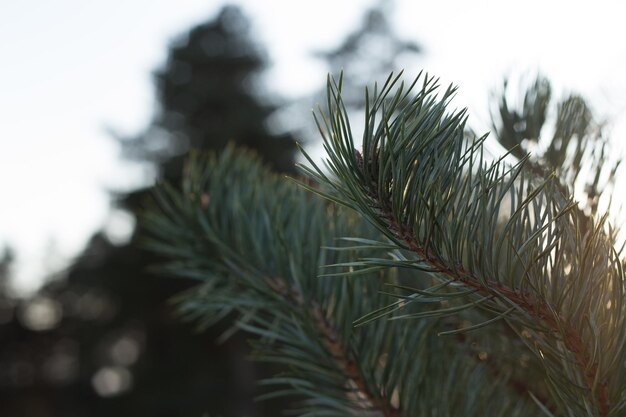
[0,6,297,417]
[121,5,297,176]
[144,72,626,416]
[315,0,421,109]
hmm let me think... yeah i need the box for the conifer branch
[266,275,405,417]
[365,177,608,415]
[451,320,556,414]
[301,72,626,416]
[144,68,626,415]
[146,147,542,416]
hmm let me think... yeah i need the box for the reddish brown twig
[370,192,609,416]
[266,276,405,417]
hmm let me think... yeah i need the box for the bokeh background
[1,0,625,415]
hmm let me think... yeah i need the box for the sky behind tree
[2,0,626,293]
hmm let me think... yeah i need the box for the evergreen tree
[146,72,626,416]
[121,5,297,176]
[278,0,421,153]
[315,0,421,108]
[0,6,295,417]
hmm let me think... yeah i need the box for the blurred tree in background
[276,0,422,162]
[315,0,421,108]
[120,5,297,176]
[0,6,296,417]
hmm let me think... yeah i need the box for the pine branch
[266,274,404,417]
[450,318,556,414]
[145,146,542,416]
[301,72,626,416]
[143,147,418,415]
[365,181,608,415]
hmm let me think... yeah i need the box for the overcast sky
[2,0,626,294]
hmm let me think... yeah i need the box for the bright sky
[2,0,626,294]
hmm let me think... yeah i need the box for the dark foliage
[0,6,295,417]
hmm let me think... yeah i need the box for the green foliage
[301,72,626,416]
[145,147,544,416]
[145,73,626,416]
